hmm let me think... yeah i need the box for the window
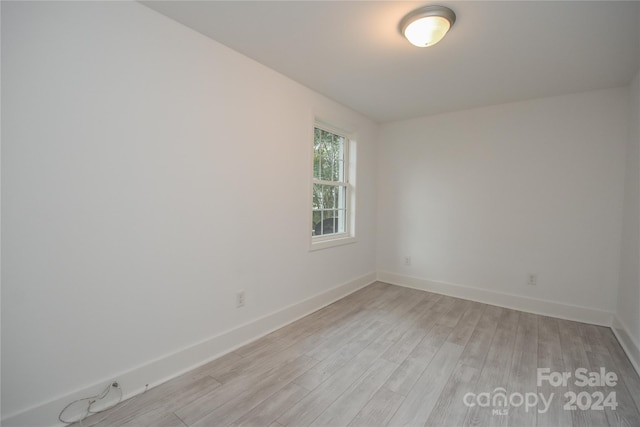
[311,124,355,249]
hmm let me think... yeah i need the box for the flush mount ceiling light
[399,5,456,47]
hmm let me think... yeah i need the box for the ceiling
[142,1,640,123]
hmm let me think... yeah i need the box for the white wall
[378,88,628,320]
[1,2,377,424]
[616,69,640,370]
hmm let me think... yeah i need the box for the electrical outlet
[527,273,538,286]
[404,256,411,266]
[236,290,245,308]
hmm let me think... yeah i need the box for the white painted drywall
[617,70,640,354]
[377,88,628,314]
[1,1,377,423]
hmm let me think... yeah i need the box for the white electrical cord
[58,382,123,425]
[81,384,149,427]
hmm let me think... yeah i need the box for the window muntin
[312,126,350,240]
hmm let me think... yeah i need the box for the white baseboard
[2,272,377,427]
[612,315,640,377]
[377,271,614,327]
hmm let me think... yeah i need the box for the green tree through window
[312,126,348,237]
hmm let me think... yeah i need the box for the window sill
[309,235,356,252]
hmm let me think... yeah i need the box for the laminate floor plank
[380,294,451,360]
[79,282,640,427]
[231,300,359,360]
[211,334,321,385]
[206,314,341,382]
[308,358,397,427]
[536,316,572,427]
[434,297,469,328]
[377,294,439,343]
[237,283,389,362]
[294,320,387,390]
[187,355,317,427]
[347,386,404,427]
[506,312,538,427]
[88,369,221,427]
[383,297,464,396]
[445,300,485,346]
[119,377,222,427]
[282,328,398,426]
[462,308,520,427]
[597,326,640,412]
[558,319,609,427]
[586,349,640,427]
[188,350,247,381]
[425,364,479,427]
[304,310,383,361]
[228,383,309,427]
[387,341,465,427]
[425,304,501,427]
[385,298,453,348]
[380,303,440,364]
[384,323,453,396]
[297,289,435,391]
[89,375,221,427]
[278,358,371,426]
[174,355,316,426]
[386,300,482,426]
[152,412,188,427]
[577,323,610,355]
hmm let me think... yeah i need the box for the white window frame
[310,120,356,251]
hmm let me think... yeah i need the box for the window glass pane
[325,185,333,209]
[313,210,325,236]
[324,210,338,235]
[336,209,346,234]
[312,210,322,235]
[337,159,344,182]
[314,128,323,180]
[330,134,337,181]
[330,186,338,209]
[313,155,321,180]
[312,210,341,236]
[336,136,345,182]
[315,129,344,182]
[321,142,333,181]
[313,183,340,210]
[312,183,323,209]
[337,186,346,210]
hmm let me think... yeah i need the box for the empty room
[2,1,640,426]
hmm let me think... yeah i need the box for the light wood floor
[84,282,640,427]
